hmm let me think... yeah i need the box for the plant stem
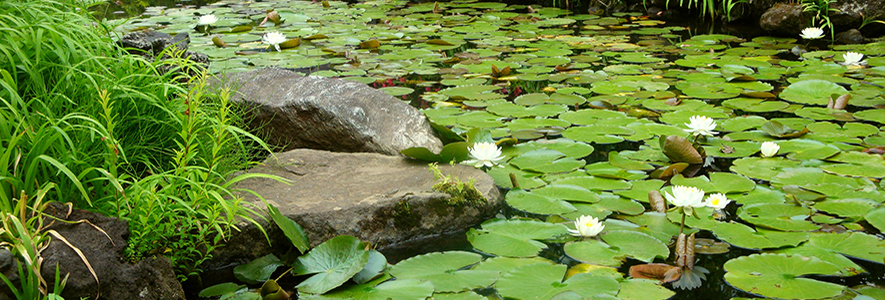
[679,211,686,235]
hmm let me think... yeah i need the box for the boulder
[759,3,809,36]
[194,149,501,288]
[212,67,443,156]
[35,203,184,300]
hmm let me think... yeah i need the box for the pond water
[109,0,885,299]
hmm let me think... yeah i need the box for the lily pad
[497,264,621,299]
[724,253,845,299]
[779,79,849,106]
[773,232,885,276]
[389,251,497,292]
[467,219,568,257]
[291,235,370,294]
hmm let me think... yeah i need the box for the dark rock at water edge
[211,67,443,156]
[117,30,209,79]
[19,203,186,300]
[759,3,809,36]
[836,29,868,44]
[192,149,502,289]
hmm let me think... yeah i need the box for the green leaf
[724,253,845,299]
[505,189,577,215]
[616,279,676,300]
[779,79,849,105]
[497,264,620,299]
[199,283,245,297]
[390,251,496,292]
[738,203,820,232]
[291,235,370,294]
[772,232,885,276]
[353,250,387,284]
[233,254,283,284]
[268,204,309,253]
[711,222,809,250]
[467,219,568,257]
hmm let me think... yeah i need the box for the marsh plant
[0,0,277,295]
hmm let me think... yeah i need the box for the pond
[109,0,885,299]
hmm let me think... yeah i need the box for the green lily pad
[532,184,601,203]
[613,179,665,203]
[389,251,497,292]
[506,189,577,215]
[779,79,849,105]
[497,264,620,299]
[467,219,568,257]
[234,254,283,284]
[670,172,756,194]
[730,157,802,181]
[813,198,879,219]
[552,176,632,191]
[291,235,370,294]
[773,232,885,276]
[724,253,845,299]
[738,203,820,232]
[616,279,675,300]
[711,222,809,250]
[312,277,435,300]
[509,149,586,174]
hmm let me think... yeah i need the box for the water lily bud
[760,141,779,158]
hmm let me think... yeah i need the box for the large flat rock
[240,148,501,248]
[194,149,501,288]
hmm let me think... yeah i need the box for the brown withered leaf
[664,97,682,106]
[650,163,689,180]
[863,147,885,155]
[629,263,681,283]
[359,39,380,49]
[648,190,666,213]
[660,135,703,164]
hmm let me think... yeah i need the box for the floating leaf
[234,254,283,284]
[780,79,849,105]
[724,253,845,299]
[497,264,620,299]
[467,219,568,257]
[772,232,885,276]
[290,235,370,294]
[390,251,496,292]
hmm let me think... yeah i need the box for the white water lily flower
[664,185,706,208]
[704,193,730,209]
[568,215,605,237]
[683,115,718,137]
[262,31,288,52]
[462,142,505,168]
[800,27,824,39]
[760,141,780,157]
[197,14,218,26]
[841,52,866,66]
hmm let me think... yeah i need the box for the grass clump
[429,163,487,206]
[0,0,275,294]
